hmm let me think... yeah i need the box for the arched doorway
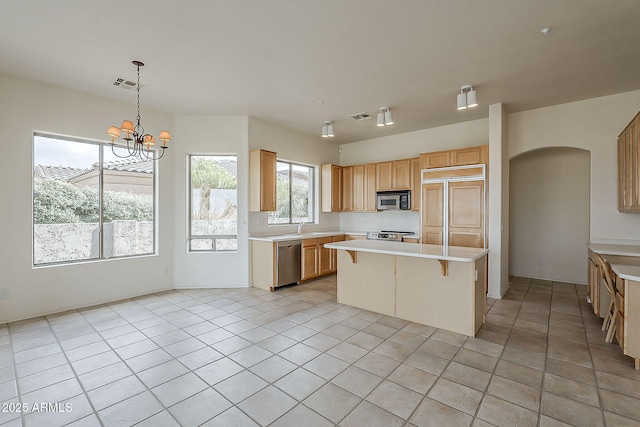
[509,147,590,284]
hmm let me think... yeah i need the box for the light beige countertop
[325,240,488,262]
[249,230,366,242]
[610,263,640,282]
[589,243,640,257]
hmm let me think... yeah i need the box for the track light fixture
[322,121,334,138]
[457,85,478,110]
[377,107,393,127]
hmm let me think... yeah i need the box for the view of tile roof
[33,165,88,181]
[34,158,153,182]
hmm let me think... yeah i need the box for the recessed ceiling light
[540,27,552,35]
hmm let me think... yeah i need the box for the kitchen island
[324,240,489,337]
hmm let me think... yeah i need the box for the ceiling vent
[349,112,372,121]
[112,76,144,90]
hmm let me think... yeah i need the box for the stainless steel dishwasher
[277,240,301,287]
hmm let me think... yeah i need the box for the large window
[32,133,155,266]
[268,161,314,224]
[188,155,238,252]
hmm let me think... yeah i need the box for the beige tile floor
[1,275,640,426]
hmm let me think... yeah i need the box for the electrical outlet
[163,267,169,274]
[0,289,9,299]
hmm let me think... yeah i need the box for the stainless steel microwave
[376,190,411,211]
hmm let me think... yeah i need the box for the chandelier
[106,60,171,161]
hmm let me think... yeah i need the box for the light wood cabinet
[420,167,486,248]
[321,164,342,212]
[318,237,333,276]
[364,163,377,212]
[352,165,364,211]
[301,238,320,280]
[618,111,640,212]
[302,236,343,280]
[411,158,420,211]
[249,149,277,211]
[420,151,451,169]
[421,183,444,245]
[342,166,353,212]
[420,144,488,170]
[451,145,489,166]
[376,159,411,192]
[392,159,411,190]
[376,162,393,191]
[448,180,485,248]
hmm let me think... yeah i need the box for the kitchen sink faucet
[297,221,306,234]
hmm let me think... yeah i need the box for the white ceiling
[2,0,639,144]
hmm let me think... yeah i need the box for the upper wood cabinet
[421,151,451,169]
[364,163,377,212]
[321,164,342,212]
[376,162,393,191]
[411,158,420,211]
[376,159,411,191]
[352,165,365,211]
[420,144,488,170]
[249,149,277,211]
[618,111,640,212]
[342,166,353,212]
[392,159,411,190]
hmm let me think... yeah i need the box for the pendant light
[322,121,334,138]
[457,85,478,110]
[377,107,393,126]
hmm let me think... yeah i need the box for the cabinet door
[322,164,343,212]
[392,159,411,190]
[364,163,377,211]
[448,180,484,248]
[619,137,626,212]
[421,183,444,245]
[451,145,488,166]
[420,151,450,169]
[249,149,277,211]
[631,120,639,211]
[352,165,365,211]
[376,162,392,191]
[342,166,353,212]
[301,244,319,280]
[411,158,420,211]
[318,237,333,276]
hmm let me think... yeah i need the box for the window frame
[187,153,238,253]
[32,131,157,267]
[267,159,316,225]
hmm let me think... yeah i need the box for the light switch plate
[0,289,9,299]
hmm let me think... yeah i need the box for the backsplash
[339,211,420,234]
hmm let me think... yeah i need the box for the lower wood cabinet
[301,235,345,281]
[301,239,320,280]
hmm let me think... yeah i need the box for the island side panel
[336,251,396,316]
[250,240,276,291]
[474,255,487,333]
[395,256,478,336]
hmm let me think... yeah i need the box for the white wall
[247,117,341,236]
[510,148,591,284]
[172,115,250,288]
[0,73,175,324]
[508,90,640,244]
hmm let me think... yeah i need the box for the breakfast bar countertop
[249,230,365,242]
[325,240,489,262]
[588,243,640,257]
